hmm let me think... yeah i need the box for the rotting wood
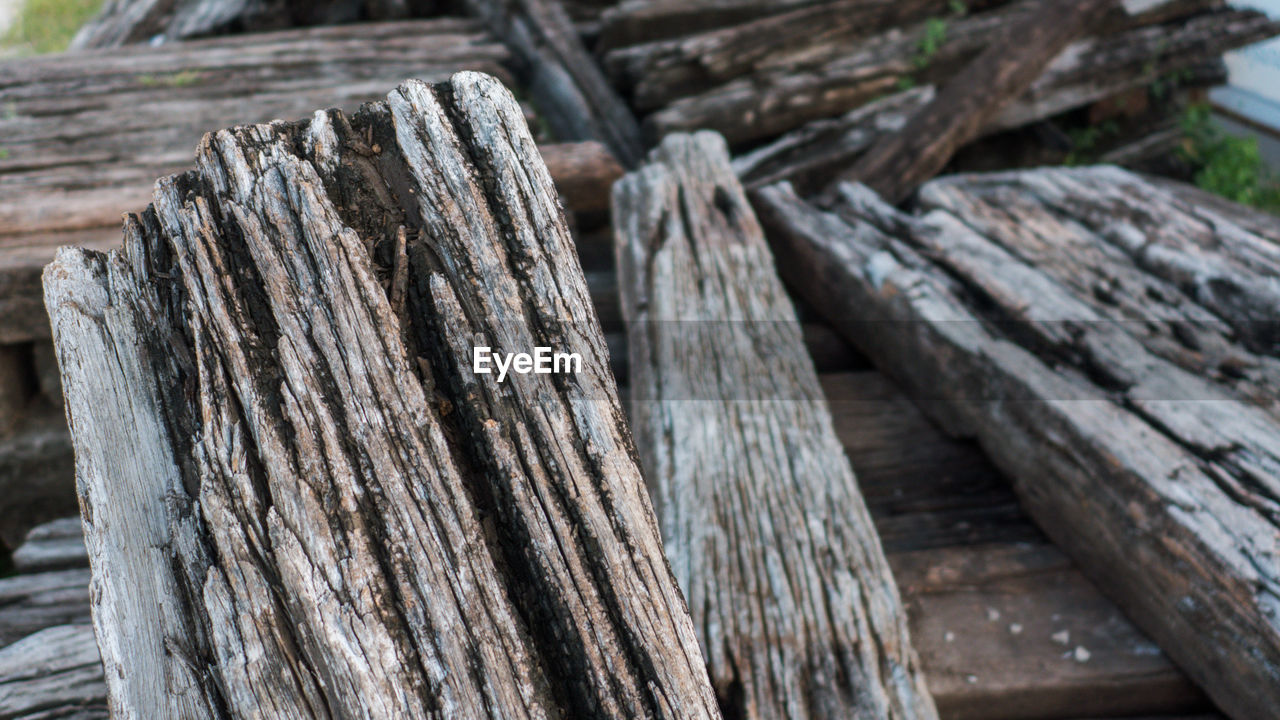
[623,2,1277,147]
[0,18,512,346]
[70,0,430,49]
[0,624,105,719]
[842,0,1115,203]
[0,16,626,347]
[44,72,720,719]
[614,131,937,720]
[1,369,1209,719]
[752,166,1280,720]
[732,86,934,194]
[540,141,626,215]
[457,0,646,165]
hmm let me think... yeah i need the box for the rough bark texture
[457,0,646,165]
[69,0,435,49]
[731,87,934,194]
[843,0,1115,203]
[0,18,511,346]
[617,2,1276,147]
[0,624,105,719]
[752,166,1280,720]
[44,73,720,720]
[613,132,937,720]
[0,369,1208,718]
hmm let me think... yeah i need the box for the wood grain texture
[614,131,937,720]
[69,0,429,49]
[620,1,1276,148]
[458,0,646,165]
[752,167,1280,720]
[0,624,105,719]
[44,73,719,719]
[0,18,510,346]
[842,0,1115,203]
[0,371,1208,719]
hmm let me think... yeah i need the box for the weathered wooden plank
[732,86,934,194]
[753,167,1280,720]
[69,0,426,49]
[842,0,1114,203]
[0,624,105,719]
[12,518,88,574]
[614,131,936,719]
[458,0,646,165]
[627,3,1276,147]
[0,571,93,648]
[0,369,1208,718]
[44,73,719,719]
[891,544,1208,720]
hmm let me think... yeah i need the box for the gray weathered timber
[12,517,88,574]
[614,132,937,720]
[44,73,720,719]
[0,570,93,648]
[69,0,426,49]
[752,166,1280,720]
[0,624,105,719]
[623,2,1276,146]
[458,0,646,165]
[843,0,1115,203]
[731,86,934,194]
[0,18,511,346]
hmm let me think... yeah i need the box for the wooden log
[540,141,626,215]
[12,517,88,574]
[0,21,629,347]
[0,625,105,719]
[605,0,938,109]
[842,0,1115,203]
[457,0,646,166]
[752,167,1280,720]
[632,3,1277,147]
[44,73,720,719]
[0,369,1208,719]
[732,86,934,194]
[614,131,937,719]
[69,0,427,49]
[0,571,93,648]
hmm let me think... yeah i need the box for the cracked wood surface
[610,1,1277,147]
[753,166,1280,720]
[614,131,937,720]
[44,73,720,719]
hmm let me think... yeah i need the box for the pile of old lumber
[603,0,1277,186]
[3,0,1279,717]
[756,164,1280,720]
[0,18,633,547]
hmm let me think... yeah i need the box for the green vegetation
[1064,119,1119,166]
[2,0,103,55]
[0,148,9,159]
[1179,105,1280,213]
[136,70,204,88]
